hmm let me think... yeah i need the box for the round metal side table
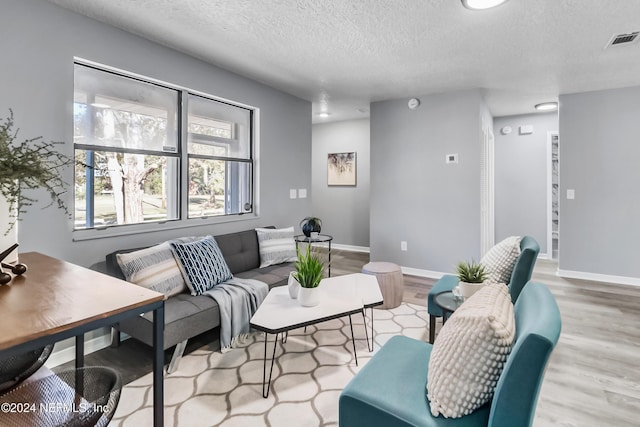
[294,234,333,276]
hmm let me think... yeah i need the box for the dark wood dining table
[0,252,166,426]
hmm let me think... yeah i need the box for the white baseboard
[538,252,552,260]
[557,269,640,288]
[331,243,370,253]
[45,335,110,368]
[45,332,124,368]
[400,266,447,279]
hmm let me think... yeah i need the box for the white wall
[559,87,640,282]
[312,119,370,249]
[0,0,312,268]
[494,113,558,256]
[370,90,486,274]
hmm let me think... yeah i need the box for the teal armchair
[339,281,561,427]
[428,236,540,343]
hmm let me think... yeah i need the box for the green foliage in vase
[456,260,487,283]
[0,110,77,234]
[293,244,325,288]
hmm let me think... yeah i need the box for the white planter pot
[458,281,485,299]
[299,286,320,307]
[0,193,18,264]
[287,272,300,299]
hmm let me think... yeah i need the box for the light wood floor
[530,259,640,427]
[62,250,640,425]
[332,250,640,427]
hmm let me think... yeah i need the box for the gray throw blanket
[203,277,268,352]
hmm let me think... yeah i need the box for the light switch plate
[298,188,307,198]
[567,189,575,200]
[289,189,297,199]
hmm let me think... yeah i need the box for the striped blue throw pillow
[170,236,233,296]
[116,242,187,297]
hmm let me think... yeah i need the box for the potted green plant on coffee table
[292,244,325,307]
[456,259,487,299]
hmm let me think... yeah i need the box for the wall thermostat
[408,98,421,110]
[501,126,512,135]
[519,125,534,135]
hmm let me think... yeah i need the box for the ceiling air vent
[606,32,639,48]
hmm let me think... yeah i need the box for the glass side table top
[433,290,465,316]
[294,234,333,243]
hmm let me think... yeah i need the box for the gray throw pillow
[255,227,298,268]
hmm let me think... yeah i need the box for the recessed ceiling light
[534,102,558,111]
[461,0,508,10]
[317,112,331,118]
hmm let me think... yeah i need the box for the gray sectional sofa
[106,227,295,372]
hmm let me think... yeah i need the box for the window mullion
[179,90,190,222]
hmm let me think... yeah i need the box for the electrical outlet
[401,241,408,251]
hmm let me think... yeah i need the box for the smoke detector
[605,32,639,48]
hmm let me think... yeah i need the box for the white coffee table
[250,273,383,398]
[322,273,384,351]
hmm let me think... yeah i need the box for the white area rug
[111,303,429,426]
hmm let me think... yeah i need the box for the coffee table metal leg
[348,315,358,366]
[361,308,375,352]
[262,332,279,398]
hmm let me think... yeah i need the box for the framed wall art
[327,152,356,186]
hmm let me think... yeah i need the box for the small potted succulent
[292,244,325,307]
[300,216,322,238]
[455,260,487,299]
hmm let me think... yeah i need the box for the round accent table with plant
[292,245,325,307]
[455,259,488,299]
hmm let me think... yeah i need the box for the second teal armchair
[428,236,540,343]
[339,281,561,427]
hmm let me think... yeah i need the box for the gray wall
[1,0,311,268]
[494,113,558,256]
[312,119,370,248]
[559,87,640,278]
[370,91,485,273]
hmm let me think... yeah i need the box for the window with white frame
[73,63,254,232]
[187,94,253,218]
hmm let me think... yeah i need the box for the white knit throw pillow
[481,236,521,284]
[427,283,515,418]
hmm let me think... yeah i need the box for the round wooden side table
[361,262,404,309]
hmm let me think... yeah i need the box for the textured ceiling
[47,0,640,123]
